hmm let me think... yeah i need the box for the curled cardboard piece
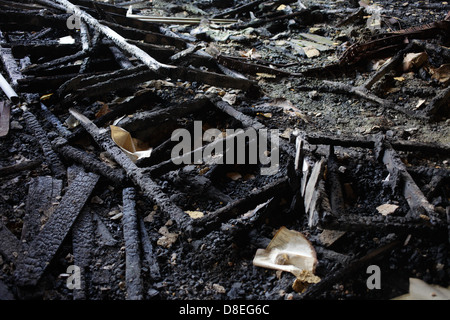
[253,226,320,291]
[110,125,152,162]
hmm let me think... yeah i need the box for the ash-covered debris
[0,0,449,301]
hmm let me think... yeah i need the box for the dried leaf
[95,102,111,118]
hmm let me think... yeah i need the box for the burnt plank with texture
[122,187,144,300]
[15,171,99,287]
[21,176,62,243]
[22,109,66,179]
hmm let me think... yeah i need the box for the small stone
[212,283,226,294]
[376,203,399,216]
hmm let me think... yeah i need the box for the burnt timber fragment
[15,171,99,287]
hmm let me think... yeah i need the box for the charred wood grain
[0,220,21,263]
[122,187,144,300]
[15,171,99,287]
[319,213,446,236]
[40,103,72,138]
[108,45,134,69]
[69,108,192,233]
[0,31,23,89]
[56,64,146,99]
[119,97,211,133]
[138,217,161,281]
[304,132,450,156]
[72,207,95,300]
[21,48,90,75]
[22,109,66,179]
[0,9,67,30]
[53,137,127,186]
[21,176,62,243]
[17,73,83,93]
[62,69,158,105]
[327,145,345,217]
[11,42,81,61]
[94,88,162,127]
[378,139,441,224]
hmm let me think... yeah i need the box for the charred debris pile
[0,0,449,300]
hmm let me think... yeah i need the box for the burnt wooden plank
[21,176,62,243]
[22,109,66,179]
[0,220,21,263]
[68,108,192,233]
[380,141,439,223]
[0,101,10,137]
[138,216,160,280]
[53,137,127,186]
[122,187,144,300]
[72,207,95,300]
[15,171,99,287]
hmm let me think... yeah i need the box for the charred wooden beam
[72,207,94,300]
[15,171,99,287]
[377,138,441,224]
[327,145,345,217]
[68,108,192,233]
[100,20,187,50]
[319,213,446,235]
[22,108,66,179]
[11,42,82,61]
[94,88,162,127]
[40,103,72,138]
[0,100,11,137]
[0,31,23,90]
[0,159,43,177]
[21,176,62,244]
[138,216,161,281]
[53,137,127,186]
[38,0,174,71]
[122,187,144,300]
[304,132,450,156]
[119,97,211,133]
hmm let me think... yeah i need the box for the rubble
[0,0,448,301]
